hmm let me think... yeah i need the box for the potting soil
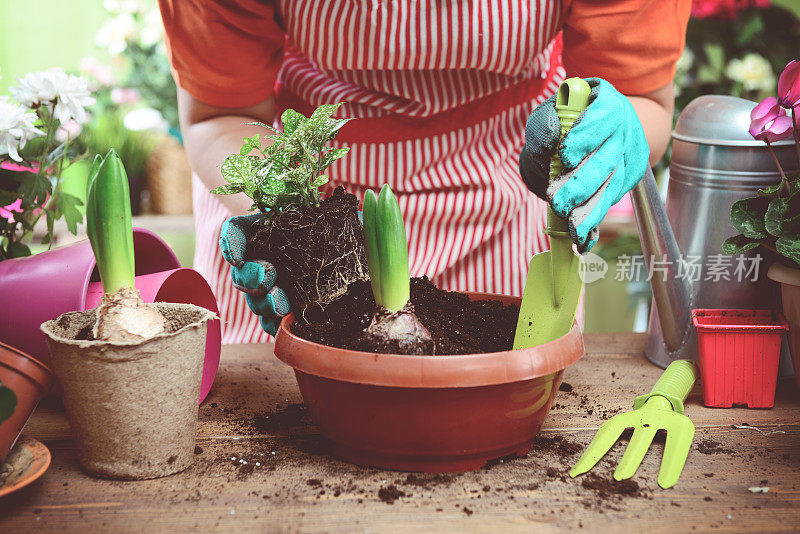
[248,187,369,310]
[292,276,520,355]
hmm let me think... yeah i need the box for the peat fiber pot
[275,293,584,473]
[768,263,800,393]
[0,342,53,463]
[40,303,215,480]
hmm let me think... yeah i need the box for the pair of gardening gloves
[220,78,650,334]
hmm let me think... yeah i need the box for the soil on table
[247,187,369,311]
[291,276,520,355]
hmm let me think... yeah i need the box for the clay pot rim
[40,302,217,349]
[0,341,53,393]
[767,262,800,287]
[275,292,584,388]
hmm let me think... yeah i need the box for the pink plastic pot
[275,293,584,473]
[0,229,221,403]
[692,309,788,408]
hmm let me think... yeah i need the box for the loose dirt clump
[580,473,647,500]
[292,277,520,355]
[378,485,407,504]
[697,439,734,455]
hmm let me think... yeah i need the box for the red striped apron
[194,0,566,344]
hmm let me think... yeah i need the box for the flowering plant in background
[93,0,178,131]
[675,1,800,116]
[723,60,800,267]
[0,68,94,260]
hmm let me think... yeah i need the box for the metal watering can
[631,95,799,367]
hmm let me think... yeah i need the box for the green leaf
[729,196,769,239]
[703,43,725,72]
[326,118,353,141]
[55,192,84,235]
[7,241,31,258]
[312,175,329,187]
[0,382,17,424]
[240,134,261,156]
[776,234,800,266]
[210,183,245,195]
[221,154,257,185]
[319,147,350,170]
[736,13,763,45]
[722,234,761,255]
[281,109,307,136]
[758,182,783,197]
[765,196,800,237]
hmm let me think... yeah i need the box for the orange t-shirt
[159,0,691,109]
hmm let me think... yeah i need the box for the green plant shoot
[362,185,410,312]
[0,381,17,425]
[86,149,136,294]
[211,103,352,217]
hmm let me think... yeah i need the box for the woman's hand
[178,89,276,215]
[519,78,670,252]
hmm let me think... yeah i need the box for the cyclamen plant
[211,103,351,216]
[0,68,95,260]
[723,60,800,266]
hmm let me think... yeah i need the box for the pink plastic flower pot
[692,309,788,408]
[0,229,221,403]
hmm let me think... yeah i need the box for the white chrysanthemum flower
[10,68,96,125]
[96,12,138,55]
[0,100,44,162]
[726,54,776,93]
[140,8,164,46]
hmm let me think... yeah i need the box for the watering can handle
[547,77,591,304]
[633,359,698,414]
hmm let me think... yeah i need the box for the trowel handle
[548,77,592,183]
[547,77,591,304]
[634,359,698,414]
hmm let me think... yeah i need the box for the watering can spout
[631,167,693,353]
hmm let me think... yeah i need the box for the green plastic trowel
[570,360,699,489]
[513,77,590,350]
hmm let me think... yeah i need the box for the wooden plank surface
[1,333,799,533]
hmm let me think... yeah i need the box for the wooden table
[2,333,799,533]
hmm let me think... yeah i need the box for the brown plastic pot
[274,293,584,473]
[0,342,53,463]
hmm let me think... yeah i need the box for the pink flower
[749,97,794,142]
[778,60,800,109]
[110,87,141,105]
[0,199,23,223]
[78,57,115,87]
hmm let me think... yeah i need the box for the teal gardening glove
[219,214,291,336]
[519,78,650,252]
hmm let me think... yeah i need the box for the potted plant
[273,183,583,472]
[41,150,215,479]
[722,60,800,394]
[211,103,368,312]
[0,342,53,464]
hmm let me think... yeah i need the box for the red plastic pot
[692,309,788,408]
[275,293,584,473]
[0,342,53,463]
[0,229,221,403]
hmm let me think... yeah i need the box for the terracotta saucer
[0,437,51,498]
